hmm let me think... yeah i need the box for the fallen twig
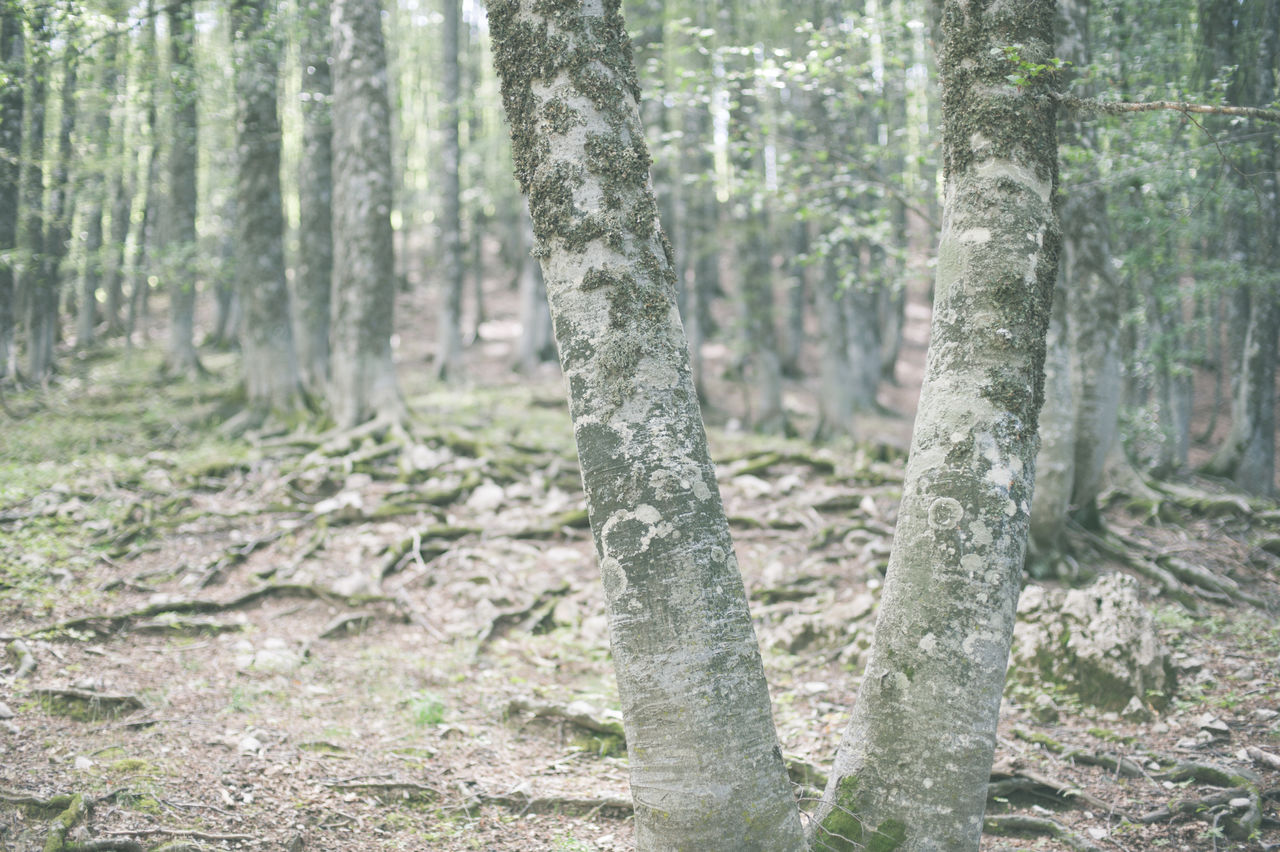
[8,638,36,678]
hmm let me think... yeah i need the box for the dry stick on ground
[103,828,255,842]
[8,637,36,677]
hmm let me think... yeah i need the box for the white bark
[812,1,1060,848]
[488,2,805,848]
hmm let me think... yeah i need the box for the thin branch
[1054,93,1280,125]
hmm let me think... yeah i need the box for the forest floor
[2,286,1280,852]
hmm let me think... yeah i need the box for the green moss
[816,775,866,851]
[867,819,907,852]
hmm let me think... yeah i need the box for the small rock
[1176,655,1207,674]
[1197,714,1231,738]
[594,835,614,849]
[239,734,263,754]
[1230,664,1256,680]
[0,702,13,719]
[802,681,828,695]
[1229,797,1252,809]
[1254,708,1278,722]
[1175,737,1201,750]
[466,482,506,511]
[74,755,93,770]
[1123,695,1153,723]
[1030,694,1059,724]
[1151,721,1170,734]
[1087,827,1107,840]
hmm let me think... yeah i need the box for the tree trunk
[487,2,806,848]
[434,0,465,380]
[296,0,333,394]
[232,0,304,418]
[0,5,22,380]
[328,0,403,429]
[165,0,202,375]
[31,28,78,382]
[1029,282,1074,554]
[812,1,1060,848]
[101,12,131,338]
[514,203,554,372]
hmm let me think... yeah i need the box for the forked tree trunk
[488,2,806,849]
[296,0,333,394]
[233,0,304,416]
[811,1,1060,848]
[328,0,403,428]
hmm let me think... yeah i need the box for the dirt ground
[2,270,1279,852]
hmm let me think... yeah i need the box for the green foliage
[407,692,447,727]
[999,43,1068,87]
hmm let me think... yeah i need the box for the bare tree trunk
[0,6,23,380]
[434,0,465,380]
[514,204,554,372]
[165,0,203,375]
[295,0,333,394]
[328,0,403,428]
[488,2,806,848]
[812,1,1060,848]
[101,11,132,338]
[233,0,304,418]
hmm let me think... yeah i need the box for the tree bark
[812,1,1060,848]
[165,0,202,375]
[434,0,466,380]
[233,0,304,417]
[487,2,806,848]
[0,4,22,380]
[329,0,403,429]
[296,0,333,394]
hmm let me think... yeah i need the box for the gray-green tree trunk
[296,0,333,393]
[0,3,22,379]
[1061,0,1121,528]
[233,0,304,417]
[127,2,162,344]
[18,7,48,378]
[76,29,116,350]
[514,204,555,372]
[101,7,131,338]
[165,0,202,375]
[487,1,806,848]
[329,0,402,428]
[31,29,78,382]
[1202,0,1279,495]
[812,1,1060,848]
[434,0,465,380]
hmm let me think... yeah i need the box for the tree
[328,0,403,429]
[295,0,334,394]
[232,0,305,422]
[0,1,22,380]
[493,0,1060,848]
[433,0,465,380]
[488,0,806,847]
[164,0,203,375]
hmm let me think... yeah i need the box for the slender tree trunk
[31,29,79,382]
[1202,0,1279,495]
[1030,282,1074,554]
[434,0,465,380]
[514,203,554,372]
[488,2,806,848]
[165,0,202,375]
[75,28,119,351]
[0,5,23,380]
[329,0,403,428]
[19,8,49,376]
[1058,0,1122,528]
[812,1,1060,848]
[101,13,131,338]
[296,0,333,394]
[127,2,162,346]
[233,0,304,417]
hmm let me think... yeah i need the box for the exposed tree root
[28,583,389,639]
[982,814,1103,852]
[33,688,145,720]
[321,778,439,801]
[477,582,571,646]
[987,764,1125,817]
[0,790,145,852]
[472,788,633,817]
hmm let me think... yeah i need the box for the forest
[1,0,1279,849]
